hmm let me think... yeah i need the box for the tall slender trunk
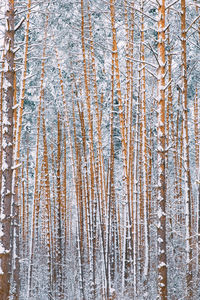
[194,88,200,293]
[41,106,53,297]
[11,4,31,296]
[0,1,14,299]
[0,50,5,211]
[140,0,149,283]
[180,1,193,297]
[157,0,167,298]
[56,112,63,299]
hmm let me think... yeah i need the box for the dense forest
[0,0,200,299]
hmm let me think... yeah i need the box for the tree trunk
[0,1,14,299]
[180,1,193,297]
[157,0,168,298]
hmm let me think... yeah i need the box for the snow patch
[157,207,164,219]
[158,262,166,269]
[2,161,8,171]
[3,78,11,90]
[3,114,11,126]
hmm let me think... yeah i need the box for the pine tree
[0,1,14,299]
[157,0,168,298]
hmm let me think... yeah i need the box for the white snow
[157,207,164,219]
[159,282,165,287]
[2,140,7,149]
[0,244,4,254]
[4,61,9,72]
[3,114,11,126]
[0,265,3,275]
[0,213,5,221]
[158,262,166,269]
[2,161,8,171]
[3,127,8,134]
[11,163,21,170]
[157,237,163,243]
[12,103,19,110]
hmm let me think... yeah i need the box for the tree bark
[157,0,168,298]
[0,1,14,299]
[180,1,193,297]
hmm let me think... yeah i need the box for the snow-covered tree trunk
[180,0,193,298]
[56,112,63,299]
[0,51,5,211]
[198,147,200,278]
[133,76,140,298]
[0,1,14,299]
[41,106,53,297]
[11,3,31,295]
[140,0,149,285]
[157,0,167,298]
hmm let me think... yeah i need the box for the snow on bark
[157,0,167,299]
[181,0,193,297]
[0,1,14,299]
